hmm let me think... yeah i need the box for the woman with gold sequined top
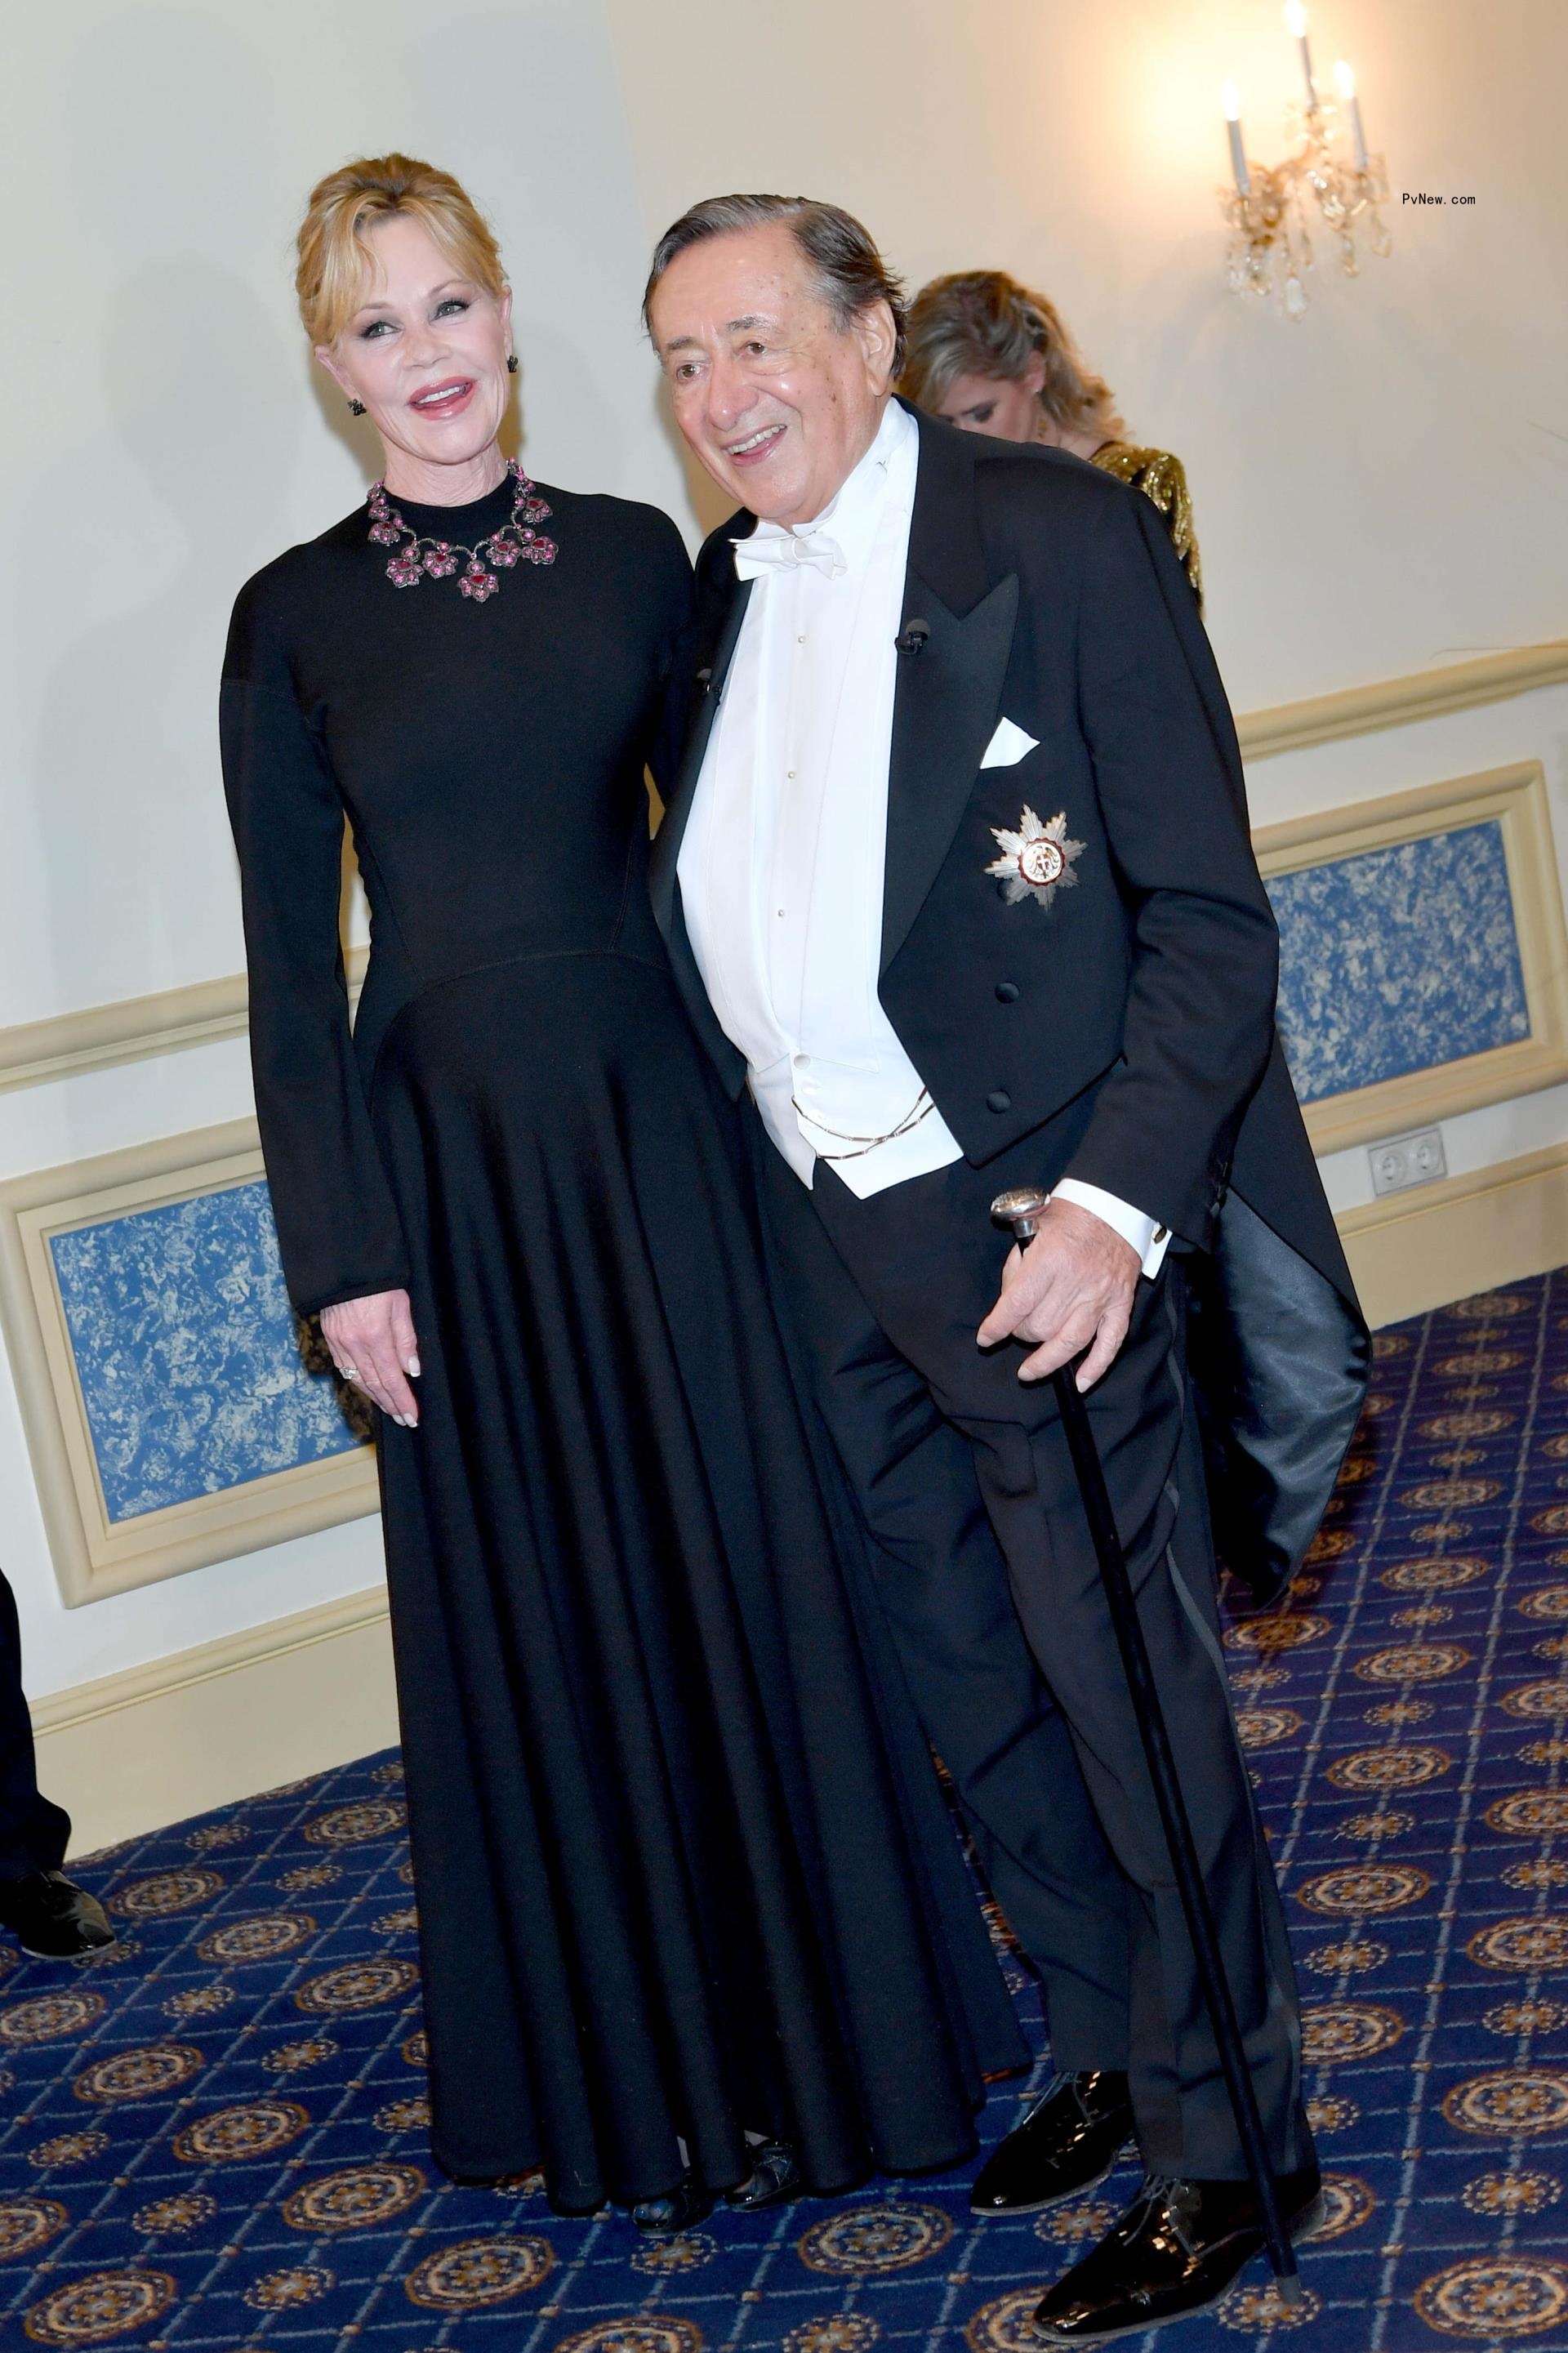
[900,270,1201,607]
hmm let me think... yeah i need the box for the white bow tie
[733,528,845,582]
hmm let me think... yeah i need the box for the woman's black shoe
[1032,2166,1325,2342]
[970,2072,1134,2215]
[0,1871,115,1960]
[631,2171,718,2235]
[725,2140,801,2212]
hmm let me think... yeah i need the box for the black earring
[506,353,519,376]
[348,398,367,416]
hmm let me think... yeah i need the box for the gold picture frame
[1253,760,1568,1156]
[0,1119,379,1607]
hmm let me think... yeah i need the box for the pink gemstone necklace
[366,458,558,604]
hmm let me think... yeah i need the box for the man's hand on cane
[977,1198,1139,1388]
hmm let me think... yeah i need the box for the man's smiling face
[648,219,895,528]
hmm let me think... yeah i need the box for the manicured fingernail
[407,1357,421,1378]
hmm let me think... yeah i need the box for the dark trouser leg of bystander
[0,1566,69,1884]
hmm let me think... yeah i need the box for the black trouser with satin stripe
[755,1129,1310,2181]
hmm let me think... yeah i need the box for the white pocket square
[981,716,1040,769]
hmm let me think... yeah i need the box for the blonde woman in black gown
[221,156,1022,2227]
[901,270,1202,606]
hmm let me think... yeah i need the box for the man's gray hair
[644,194,907,375]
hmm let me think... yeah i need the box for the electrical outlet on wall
[1369,1126,1448,1197]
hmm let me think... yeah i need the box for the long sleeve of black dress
[220,485,697,1319]
[221,584,412,1316]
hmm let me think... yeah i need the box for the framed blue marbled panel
[1267,819,1530,1103]
[1252,762,1568,1158]
[48,1180,366,1525]
[0,1120,381,1605]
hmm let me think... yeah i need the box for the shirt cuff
[1052,1179,1172,1279]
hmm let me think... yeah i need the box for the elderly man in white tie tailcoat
[644,194,1367,2346]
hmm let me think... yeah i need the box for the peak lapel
[880,409,1018,974]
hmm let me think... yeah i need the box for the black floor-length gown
[221,471,1023,2212]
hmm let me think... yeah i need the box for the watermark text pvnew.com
[1403,191,1476,205]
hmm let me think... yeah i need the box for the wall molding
[30,1586,398,1860]
[1254,761,1568,1156]
[1236,639,1568,762]
[0,946,368,1098]
[1,642,1562,1099]
[1338,1138,1568,1329]
[0,973,252,1094]
[0,1119,379,1607]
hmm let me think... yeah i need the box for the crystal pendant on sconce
[1218,92,1392,318]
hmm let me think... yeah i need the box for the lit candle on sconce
[1223,82,1251,194]
[1334,60,1370,170]
[1215,2,1392,312]
[1284,1,1318,110]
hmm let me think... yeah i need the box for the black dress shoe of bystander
[970,2071,1134,2215]
[631,2170,719,2235]
[725,2139,801,2212]
[1033,2165,1325,2343]
[0,1870,115,1960]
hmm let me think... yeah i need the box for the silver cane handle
[991,1186,1050,1244]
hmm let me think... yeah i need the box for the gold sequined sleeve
[1089,443,1202,611]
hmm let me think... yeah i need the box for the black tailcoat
[651,403,1367,1600]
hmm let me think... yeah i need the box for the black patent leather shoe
[725,2139,801,2212]
[970,2072,1134,2216]
[1033,2165,1325,2342]
[0,1871,115,1960]
[631,2170,718,2235]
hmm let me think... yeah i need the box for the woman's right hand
[320,1289,421,1426]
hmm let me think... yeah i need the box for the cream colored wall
[603,0,1566,708]
[0,0,686,1721]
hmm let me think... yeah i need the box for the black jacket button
[995,981,1020,1003]
[987,1090,1011,1113]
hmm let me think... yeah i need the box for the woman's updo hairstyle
[901,270,1124,441]
[296,154,507,347]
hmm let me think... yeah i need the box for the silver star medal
[985,806,1085,907]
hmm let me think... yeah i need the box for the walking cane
[990,1188,1303,2306]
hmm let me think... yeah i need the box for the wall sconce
[1221,5,1392,317]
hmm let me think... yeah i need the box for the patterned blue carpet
[4,1273,1568,2351]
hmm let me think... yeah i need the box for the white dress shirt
[677,399,1167,1273]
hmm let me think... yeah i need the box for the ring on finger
[338,1365,360,1382]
